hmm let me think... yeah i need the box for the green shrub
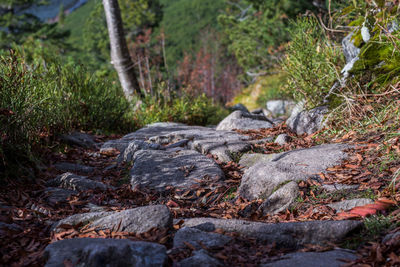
[281,17,344,108]
[0,51,133,176]
[134,93,229,127]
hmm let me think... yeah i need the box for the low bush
[281,17,344,108]
[0,51,133,175]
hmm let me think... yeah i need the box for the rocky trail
[1,104,400,266]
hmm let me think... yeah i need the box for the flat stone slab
[53,162,95,174]
[181,218,362,249]
[239,144,350,200]
[262,249,357,267]
[130,149,224,191]
[216,111,273,131]
[53,205,172,234]
[44,238,167,267]
[327,198,374,212]
[46,172,108,192]
[173,227,232,250]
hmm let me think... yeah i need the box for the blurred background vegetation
[1,0,399,176]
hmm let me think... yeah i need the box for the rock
[322,183,359,192]
[130,149,223,191]
[216,111,273,131]
[53,162,95,174]
[383,230,400,244]
[327,198,374,212]
[44,187,76,204]
[238,144,350,200]
[342,32,360,64]
[266,100,295,117]
[104,123,252,162]
[101,122,196,152]
[251,108,263,114]
[117,140,162,163]
[59,132,97,149]
[286,106,328,135]
[53,205,172,234]
[231,103,249,113]
[262,249,357,267]
[46,172,108,192]
[44,238,167,267]
[274,134,290,145]
[238,153,277,168]
[181,218,362,249]
[178,250,223,267]
[173,227,232,250]
[259,181,299,215]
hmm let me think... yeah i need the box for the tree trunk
[102,0,143,100]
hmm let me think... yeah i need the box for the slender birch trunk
[102,0,143,100]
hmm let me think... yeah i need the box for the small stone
[266,100,295,117]
[274,134,290,145]
[327,198,374,212]
[60,132,97,148]
[216,111,273,131]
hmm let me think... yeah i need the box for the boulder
[130,149,223,191]
[262,249,357,267]
[173,227,232,250]
[258,181,299,215]
[181,218,362,249]
[238,144,350,200]
[46,172,108,192]
[178,250,223,267]
[53,205,172,234]
[327,198,374,212]
[266,100,295,117]
[59,132,97,149]
[44,238,167,267]
[286,106,328,135]
[53,162,95,174]
[216,111,273,131]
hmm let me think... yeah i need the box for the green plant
[281,17,344,108]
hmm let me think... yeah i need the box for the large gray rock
[178,250,223,267]
[286,106,328,135]
[101,122,198,152]
[53,162,95,174]
[266,100,295,117]
[216,111,273,131]
[44,238,167,267]
[327,198,373,212]
[130,149,223,191]
[262,249,357,267]
[173,227,232,250]
[59,132,97,149]
[259,181,299,215]
[181,218,362,249]
[53,205,172,234]
[238,144,349,200]
[46,172,108,192]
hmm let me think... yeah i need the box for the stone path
[40,110,380,266]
